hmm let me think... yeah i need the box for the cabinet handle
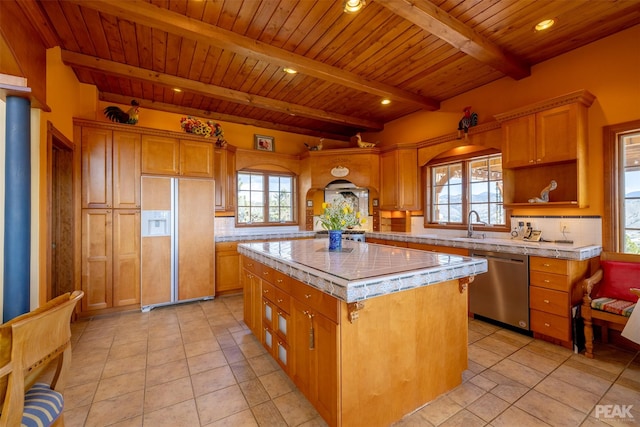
[529,159,535,163]
[544,323,550,327]
[544,279,550,283]
[277,298,283,303]
[543,299,550,304]
[263,271,269,276]
[277,279,283,283]
[537,158,542,162]
[305,294,312,299]
[247,263,253,267]
[543,263,551,267]
[263,289,269,294]
[303,310,315,350]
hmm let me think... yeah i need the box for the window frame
[603,119,640,251]
[235,169,298,227]
[424,151,509,232]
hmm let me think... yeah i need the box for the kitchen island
[238,239,487,427]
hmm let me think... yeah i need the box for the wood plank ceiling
[16,0,640,142]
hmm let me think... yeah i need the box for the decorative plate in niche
[331,166,349,177]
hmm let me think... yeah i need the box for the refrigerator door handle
[171,178,178,303]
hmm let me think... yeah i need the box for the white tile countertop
[217,229,601,261]
[366,232,602,261]
[237,239,487,303]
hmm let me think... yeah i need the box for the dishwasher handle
[471,252,527,265]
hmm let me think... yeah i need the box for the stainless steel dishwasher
[469,250,530,331]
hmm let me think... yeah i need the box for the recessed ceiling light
[344,0,365,14]
[381,99,391,105]
[173,88,182,92]
[283,68,298,74]
[535,19,555,31]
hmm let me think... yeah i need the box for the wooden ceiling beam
[61,49,382,131]
[378,0,531,80]
[100,92,352,141]
[67,0,439,111]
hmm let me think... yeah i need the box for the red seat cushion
[594,260,640,302]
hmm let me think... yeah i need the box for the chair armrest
[0,361,12,378]
[582,268,603,297]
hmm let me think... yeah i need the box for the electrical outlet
[560,221,570,233]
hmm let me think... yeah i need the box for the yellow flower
[316,197,364,231]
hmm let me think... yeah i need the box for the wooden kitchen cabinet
[529,256,589,348]
[141,135,213,177]
[214,146,236,213]
[290,295,339,424]
[497,90,595,208]
[215,242,241,294]
[81,126,141,209]
[81,209,140,312]
[261,271,292,373]
[242,257,263,337]
[379,145,419,211]
[501,104,583,168]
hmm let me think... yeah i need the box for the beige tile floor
[59,295,640,426]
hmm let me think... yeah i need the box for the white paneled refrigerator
[140,176,215,311]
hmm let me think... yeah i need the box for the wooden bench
[0,291,83,426]
[581,252,640,358]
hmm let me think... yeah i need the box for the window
[603,120,640,252]
[429,154,505,227]
[237,171,296,225]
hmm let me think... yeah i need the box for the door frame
[45,121,78,302]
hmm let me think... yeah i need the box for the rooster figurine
[104,100,139,125]
[457,106,478,139]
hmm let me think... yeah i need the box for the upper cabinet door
[82,127,112,208]
[112,131,141,208]
[180,140,214,177]
[141,135,180,175]
[536,104,578,164]
[380,147,419,211]
[502,115,536,168]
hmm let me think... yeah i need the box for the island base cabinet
[339,279,468,427]
[290,299,339,425]
[242,257,469,427]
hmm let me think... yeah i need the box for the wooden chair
[0,290,83,427]
[582,252,640,358]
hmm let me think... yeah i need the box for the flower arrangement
[317,198,366,230]
[180,116,227,146]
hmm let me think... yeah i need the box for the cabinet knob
[529,159,535,163]
[263,289,269,294]
[305,294,311,299]
[544,279,550,283]
[277,298,283,303]
[263,271,269,276]
[537,158,542,162]
[544,323,550,327]
[277,279,283,283]
[543,263,551,267]
[543,299,550,304]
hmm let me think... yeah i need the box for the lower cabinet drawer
[530,286,568,317]
[291,282,339,323]
[530,309,570,341]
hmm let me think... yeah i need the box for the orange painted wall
[364,24,640,218]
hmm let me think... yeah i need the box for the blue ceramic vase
[328,230,343,251]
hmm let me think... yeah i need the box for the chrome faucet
[467,210,486,238]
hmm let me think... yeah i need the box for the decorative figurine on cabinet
[457,106,478,139]
[354,132,377,148]
[304,138,324,151]
[104,99,139,125]
[528,180,558,203]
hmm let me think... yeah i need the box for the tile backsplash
[410,215,602,246]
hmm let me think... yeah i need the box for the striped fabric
[591,297,636,317]
[21,383,63,427]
